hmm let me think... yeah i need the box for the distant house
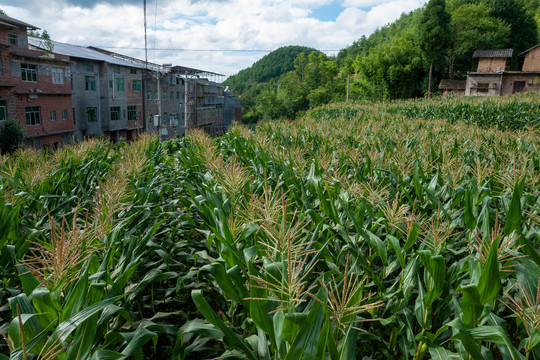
[465,45,540,96]
[438,79,466,96]
[0,14,74,149]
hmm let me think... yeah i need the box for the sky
[2,0,428,78]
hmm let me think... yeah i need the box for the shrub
[0,118,25,154]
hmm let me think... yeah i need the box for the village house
[0,14,74,149]
[438,79,466,96]
[29,38,145,142]
[465,45,540,96]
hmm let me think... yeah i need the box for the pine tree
[417,0,451,97]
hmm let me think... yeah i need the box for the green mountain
[224,45,319,94]
[227,0,539,123]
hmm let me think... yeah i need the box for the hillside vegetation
[225,0,540,122]
[1,94,539,358]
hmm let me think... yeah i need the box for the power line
[99,47,341,53]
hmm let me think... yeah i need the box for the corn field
[0,95,539,359]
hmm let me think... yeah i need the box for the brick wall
[0,25,73,149]
[522,46,540,72]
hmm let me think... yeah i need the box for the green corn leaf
[460,284,482,329]
[120,325,158,357]
[477,233,500,305]
[338,327,358,360]
[191,289,257,360]
[468,326,524,360]
[284,299,325,360]
[503,181,522,236]
[282,313,308,344]
[387,234,405,268]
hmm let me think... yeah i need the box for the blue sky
[2,0,428,77]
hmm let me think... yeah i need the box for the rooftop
[438,79,466,90]
[472,49,513,58]
[0,14,39,30]
[518,43,540,57]
[28,37,145,69]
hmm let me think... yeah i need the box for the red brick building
[0,14,73,149]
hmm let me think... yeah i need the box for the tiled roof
[438,79,466,90]
[472,49,513,58]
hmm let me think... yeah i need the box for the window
[28,138,40,150]
[21,64,38,82]
[8,33,17,45]
[155,91,158,99]
[62,109,68,121]
[110,106,121,121]
[170,91,174,100]
[476,83,489,93]
[51,68,65,84]
[85,76,95,91]
[26,106,41,125]
[132,79,141,92]
[176,91,180,100]
[162,112,168,125]
[0,101,6,121]
[85,62,93,72]
[147,90,152,100]
[86,107,97,122]
[163,91,167,100]
[127,106,137,120]
[0,58,2,73]
[116,78,124,91]
[130,69,137,74]
[114,66,121,74]
[50,110,56,121]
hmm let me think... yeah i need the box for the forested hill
[224,45,319,94]
[226,0,540,123]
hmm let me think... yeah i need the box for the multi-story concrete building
[142,65,226,139]
[29,38,145,142]
[90,49,233,139]
[0,14,74,149]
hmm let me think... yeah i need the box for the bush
[0,118,25,154]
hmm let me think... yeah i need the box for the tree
[449,3,511,78]
[417,0,451,96]
[488,0,538,57]
[0,119,25,154]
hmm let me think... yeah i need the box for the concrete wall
[71,58,103,140]
[465,73,503,96]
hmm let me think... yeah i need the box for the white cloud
[4,0,428,77]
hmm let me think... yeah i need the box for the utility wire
[100,47,341,53]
